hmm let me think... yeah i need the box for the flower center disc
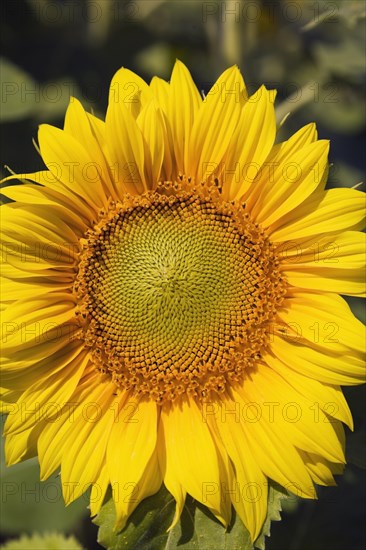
[75,183,286,403]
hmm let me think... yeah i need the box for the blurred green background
[0,1,365,549]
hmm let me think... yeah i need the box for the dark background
[1,1,365,549]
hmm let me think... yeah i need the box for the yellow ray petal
[238,367,345,464]
[1,339,85,390]
[61,388,117,503]
[269,188,366,240]
[1,293,77,353]
[64,98,102,153]
[4,425,39,465]
[1,202,78,243]
[279,231,366,269]
[157,424,187,529]
[109,67,152,119]
[262,353,354,429]
[299,451,341,486]
[284,269,365,296]
[277,291,365,354]
[105,94,149,194]
[280,232,365,296]
[113,449,162,532]
[244,122,317,203]
[168,60,202,174]
[1,184,89,233]
[223,86,276,201]
[90,465,109,517]
[199,418,233,529]
[37,371,110,480]
[4,347,88,437]
[1,250,72,274]
[0,389,22,415]
[1,329,82,385]
[270,333,365,386]
[38,124,107,210]
[106,398,160,530]
[1,205,79,267]
[137,101,165,186]
[64,98,117,199]
[252,140,329,226]
[230,386,316,498]
[150,76,170,112]
[188,66,247,181]
[1,277,71,305]
[1,174,96,222]
[207,397,268,541]
[159,398,229,527]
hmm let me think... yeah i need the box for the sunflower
[1,61,365,542]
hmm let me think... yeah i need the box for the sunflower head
[1,60,365,544]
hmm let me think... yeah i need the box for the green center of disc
[88,199,244,352]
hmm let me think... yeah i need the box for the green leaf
[0,58,37,121]
[136,44,174,79]
[0,533,84,550]
[94,486,175,550]
[94,483,287,550]
[254,483,288,550]
[0,417,88,534]
[0,57,80,122]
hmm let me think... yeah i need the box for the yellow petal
[1,204,79,265]
[269,188,366,240]
[284,269,365,296]
[262,353,354,429]
[245,122,318,208]
[188,66,247,181]
[0,277,71,306]
[280,231,365,296]
[90,465,109,517]
[207,397,268,541]
[277,291,365,354]
[4,348,88,437]
[168,60,202,174]
[1,339,85,390]
[61,387,117,502]
[223,86,276,201]
[238,368,345,464]
[5,426,39,465]
[109,67,152,119]
[38,124,107,210]
[2,174,96,222]
[299,451,341,486]
[64,98,117,199]
[1,293,76,353]
[159,398,228,526]
[37,371,109,480]
[270,333,365,386]
[1,184,88,234]
[106,398,160,530]
[137,101,165,185]
[252,140,329,226]
[105,94,148,193]
[231,384,316,498]
[157,423,187,529]
[279,231,366,269]
[150,76,170,112]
